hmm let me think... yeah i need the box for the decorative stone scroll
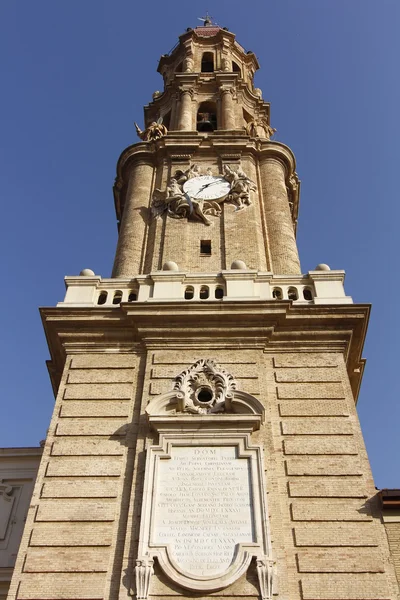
[136,360,273,600]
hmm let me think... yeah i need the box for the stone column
[259,158,301,274]
[177,88,193,131]
[220,87,236,130]
[112,159,154,277]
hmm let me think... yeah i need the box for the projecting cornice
[41,301,369,402]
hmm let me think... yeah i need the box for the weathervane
[198,11,213,26]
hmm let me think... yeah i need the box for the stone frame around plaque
[136,386,274,600]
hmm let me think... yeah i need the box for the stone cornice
[41,302,369,402]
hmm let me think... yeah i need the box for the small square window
[200,240,211,255]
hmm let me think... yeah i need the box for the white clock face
[183,176,231,201]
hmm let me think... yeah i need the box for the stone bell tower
[7,18,400,600]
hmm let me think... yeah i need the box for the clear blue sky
[1,1,399,487]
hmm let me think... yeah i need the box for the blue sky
[1,1,399,487]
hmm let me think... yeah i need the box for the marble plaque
[152,445,255,576]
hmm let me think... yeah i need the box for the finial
[198,11,213,26]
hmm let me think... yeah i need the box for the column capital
[178,86,195,98]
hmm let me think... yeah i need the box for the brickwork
[385,522,400,584]
[6,344,399,600]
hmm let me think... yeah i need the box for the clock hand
[194,180,222,197]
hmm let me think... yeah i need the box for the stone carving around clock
[151,163,257,225]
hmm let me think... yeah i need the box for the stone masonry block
[300,574,389,599]
[67,369,135,384]
[152,351,258,365]
[275,368,340,383]
[297,548,384,573]
[30,522,113,546]
[273,354,339,368]
[286,456,362,476]
[279,400,349,417]
[151,365,259,379]
[51,438,124,456]
[46,456,122,477]
[60,400,130,418]
[64,383,132,400]
[71,355,135,369]
[41,479,118,498]
[289,479,366,498]
[36,499,116,522]
[18,572,105,599]
[282,419,352,435]
[284,437,357,455]
[291,499,372,521]
[56,418,127,436]
[277,383,344,399]
[24,547,109,572]
[294,522,378,546]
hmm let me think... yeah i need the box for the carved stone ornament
[137,367,273,600]
[134,120,168,142]
[173,358,237,414]
[150,163,257,224]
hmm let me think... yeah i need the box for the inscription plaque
[138,431,272,596]
[153,445,254,576]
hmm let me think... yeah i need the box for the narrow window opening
[128,291,137,302]
[200,240,212,255]
[215,287,224,299]
[303,288,313,301]
[175,61,183,73]
[184,286,194,300]
[200,286,209,300]
[272,287,282,300]
[113,290,123,305]
[201,52,214,73]
[288,287,298,301]
[97,291,108,305]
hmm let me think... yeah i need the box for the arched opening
[113,290,123,305]
[128,291,137,302]
[184,286,194,300]
[215,287,224,299]
[232,61,241,76]
[197,101,217,132]
[200,286,209,300]
[272,287,282,300]
[201,52,214,73]
[303,288,313,301]
[97,291,108,305]
[288,287,298,301]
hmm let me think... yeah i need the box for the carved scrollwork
[173,358,237,415]
[256,557,275,600]
[135,554,154,600]
[0,479,13,501]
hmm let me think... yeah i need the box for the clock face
[183,176,231,201]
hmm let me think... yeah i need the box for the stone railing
[57,265,352,307]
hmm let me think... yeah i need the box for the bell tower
[7,19,399,600]
[113,19,300,280]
